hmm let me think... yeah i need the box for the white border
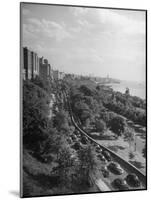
[0,0,150,199]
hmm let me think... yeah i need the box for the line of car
[94,145,141,190]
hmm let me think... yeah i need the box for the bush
[94,119,106,133]
[108,116,126,138]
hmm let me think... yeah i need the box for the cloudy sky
[21,3,146,82]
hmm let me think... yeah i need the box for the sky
[21,3,146,83]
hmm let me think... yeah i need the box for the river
[102,80,146,100]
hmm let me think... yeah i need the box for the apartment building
[39,57,51,80]
[23,47,39,80]
[23,47,32,80]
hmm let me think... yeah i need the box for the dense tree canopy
[23,80,51,150]
[108,116,126,138]
[94,119,106,133]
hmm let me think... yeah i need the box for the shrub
[108,116,126,138]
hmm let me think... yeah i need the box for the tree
[142,144,146,158]
[108,116,126,138]
[73,101,92,126]
[125,87,130,96]
[124,127,135,150]
[83,96,100,116]
[32,76,52,93]
[56,146,77,187]
[79,85,93,96]
[96,85,100,91]
[94,119,106,133]
[76,145,98,186]
[99,111,116,126]
[80,110,91,126]
[53,110,69,132]
[129,151,135,160]
[23,80,50,151]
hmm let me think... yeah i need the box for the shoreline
[97,81,146,100]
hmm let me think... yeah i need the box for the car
[125,174,141,187]
[34,153,53,163]
[108,162,124,175]
[96,146,102,153]
[71,135,77,142]
[102,150,111,161]
[81,136,88,144]
[72,142,82,150]
[112,178,129,190]
[67,137,72,144]
[76,132,81,137]
[101,166,110,178]
[97,154,107,162]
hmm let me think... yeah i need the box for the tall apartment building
[23,47,39,80]
[39,57,49,80]
[22,47,53,81]
[48,64,53,79]
[23,47,32,80]
[52,70,59,80]
[31,51,39,79]
[59,72,65,80]
[53,70,65,80]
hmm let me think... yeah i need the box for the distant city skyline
[21,3,146,83]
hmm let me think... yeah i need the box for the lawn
[89,129,146,174]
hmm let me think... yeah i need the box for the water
[104,80,146,100]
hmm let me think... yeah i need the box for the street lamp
[134,134,137,152]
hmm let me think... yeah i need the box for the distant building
[48,64,53,80]
[52,70,65,80]
[59,72,65,79]
[125,87,130,96]
[23,47,32,80]
[39,57,50,80]
[23,47,40,80]
[31,51,39,79]
[22,46,66,81]
[53,70,59,80]
[39,57,52,80]
[21,47,26,80]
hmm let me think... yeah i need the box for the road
[95,179,111,191]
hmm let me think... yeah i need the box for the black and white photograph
[20,2,147,198]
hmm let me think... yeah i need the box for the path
[95,179,111,192]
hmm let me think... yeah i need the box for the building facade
[23,47,40,80]
[31,51,39,79]
[39,57,50,80]
[53,70,65,80]
[23,47,32,80]
[22,47,60,81]
[52,70,59,80]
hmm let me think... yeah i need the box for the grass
[23,149,58,176]
[22,149,60,197]
[90,129,146,174]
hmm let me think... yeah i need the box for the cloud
[70,7,89,16]
[22,8,31,15]
[23,24,38,40]
[21,5,145,82]
[24,18,72,42]
[70,7,145,37]
[97,9,145,35]
[67,47,104,65]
